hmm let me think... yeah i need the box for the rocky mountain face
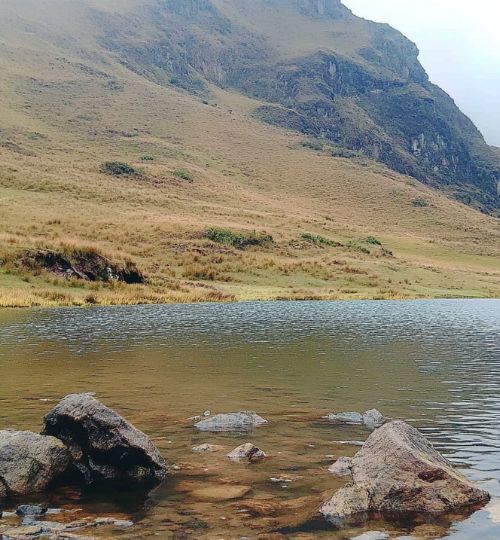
[38,0,500,213]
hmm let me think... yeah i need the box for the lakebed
[0,299,499,539]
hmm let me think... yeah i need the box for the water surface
[0,300,499,538]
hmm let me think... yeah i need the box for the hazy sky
[343,0,500,147]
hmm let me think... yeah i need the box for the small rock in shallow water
[94,517,133,528]
[26,520,67,533]
[192,443,225,453]
[335,440,365,446]
[16,505,48,516]
[190,484,251,502]
[195,411,268,432]
[2,525,44,537]
[351,533,389,540]
[328,457,352,477]
[227,443,267,462]
[324,412,364,424]
[362,409,386,429]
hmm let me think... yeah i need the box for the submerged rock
[234,494,323,531]
[191,443,225,453]
[352,533,389,540]
[194,411,268,432]
[324,409,386,429]
[0,430,70,499]
[324,412,364,424]
[328,457,352,477]
[362,409,386,429]
[16,505,48,517]
[321,421,490,524]
[42,393,168,485]
[1,515,134,539]
[189,484,251,502]
[227,443,267,463]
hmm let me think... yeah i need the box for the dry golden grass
[0,2,499,307]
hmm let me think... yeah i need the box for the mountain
[0,0,499,306]
[98,0,500,213]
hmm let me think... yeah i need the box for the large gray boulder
[0,430,70,498]
[42,393,167,485]
[321,421,490,524]
[194,411,268,432]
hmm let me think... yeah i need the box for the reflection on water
[0,299,499,538]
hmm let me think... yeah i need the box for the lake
[0,299,499,538]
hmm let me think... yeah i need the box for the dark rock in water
[42,393,168,486]
[0,430,70,499]
[320,421,490,524]
[194,411,268,432]
[16,505,48,516]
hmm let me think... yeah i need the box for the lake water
[0,299,499,539]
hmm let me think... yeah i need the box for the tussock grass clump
[174,169,193,182]
[206,228,273,249]
[346,241,371,255]
[100,161,138,176]
[412,197,430,207]
[301,233,342,247]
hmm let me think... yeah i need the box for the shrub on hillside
[412,197,429,207]
[174,169,193,182]
[100,161,138,176]
[206,228,273,249]
[366,236,382,246]
[301,233,342,247]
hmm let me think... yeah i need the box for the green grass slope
[0,0,499,307]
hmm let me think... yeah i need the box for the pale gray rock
[321,483,370,525]
[16,505,47,516]
[0,430,70,499]
[195,411,268,432]
[42,393,167,485]
[192,443,225,453]
[351,533,389,540]
[1,524,44,537]
[362,409,386,429]
[321,421,490,523]
[324,412,364,424]
[227,443,267,462]
[328,457,352,477]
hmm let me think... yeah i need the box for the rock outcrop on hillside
[98,0,499,214]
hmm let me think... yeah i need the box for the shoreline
[0,290,497,310]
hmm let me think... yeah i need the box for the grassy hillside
[0,0,499,307]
